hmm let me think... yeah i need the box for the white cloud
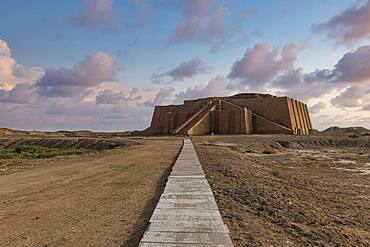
[0,38,44,90]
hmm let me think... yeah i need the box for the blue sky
[0,0,369,131]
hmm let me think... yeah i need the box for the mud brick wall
[228,96,292,128]
[143,93,313,135]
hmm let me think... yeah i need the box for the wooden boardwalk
[139,139,233,246]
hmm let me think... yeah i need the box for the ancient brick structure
[143,93,313,135]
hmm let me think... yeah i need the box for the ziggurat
[144,93,313,136]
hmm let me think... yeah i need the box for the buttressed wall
[143,93,313,135]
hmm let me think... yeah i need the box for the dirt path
[0,139,182,247]
[193,135,370,247]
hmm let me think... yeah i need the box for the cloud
[169,1,229,43]
[145,87,175,106]
[271,69,336,101]
[175,75,226,102]
[71,0,117,29]
[151,57,210,83]
[96,89,126,104]
[226,43,370,102]
[168,0,251,50]
[71,0,151,30]
[334,45,370,83]
[0,39,11,56]
[313,0,370,45]
[269,44,370,102]
[132,0,151,26]
[303,45,370,85]
[363,104,370,111]
[95,88,143,106]
[0,83,36,104]
[228,42,299,88]
[309,102,326,114]
[290,45,370,86]
[0,51,16,83]
[36,52,116,97]
[0,39,44,89]
[43,98,154,130]
[330,85,370,108]
[1,39,232,131]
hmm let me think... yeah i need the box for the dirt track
[193,135,370,247]
[0,138,182,247]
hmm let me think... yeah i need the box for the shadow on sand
[122,141,183,247]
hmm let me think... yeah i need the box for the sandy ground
[0,138,182,247]
[192,135,370,247]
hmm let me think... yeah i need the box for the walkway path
[139,139,233,246]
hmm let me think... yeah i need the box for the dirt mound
[0,128,26,136]
[0,127,133,138]
[200,134,370,154]
[278,137,370,149]
[56,130,133,138]
[321,126,370,135]
[0,138,137,151]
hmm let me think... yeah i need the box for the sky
[0,0,370,131]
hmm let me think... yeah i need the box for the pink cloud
[297,45,370,85]
[175,75,227,102]
[331,85,370,108]
[151,57,210,83]
[168,0,251,50]
[169,6,229,44]
[228,42,299,88]
[313,0,370,45]
[0,83,36,104]
[36,52,116,97]
[272,69,336,101]
[71,0,151,30]
[309,102,327,114]
[72,0,117,28]
[270,45,370,102]
[334,45,370,83]
[363,104,370,111]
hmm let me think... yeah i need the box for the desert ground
[193,133,370,247]
[0,136,182,247]
[1,128,369,247]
